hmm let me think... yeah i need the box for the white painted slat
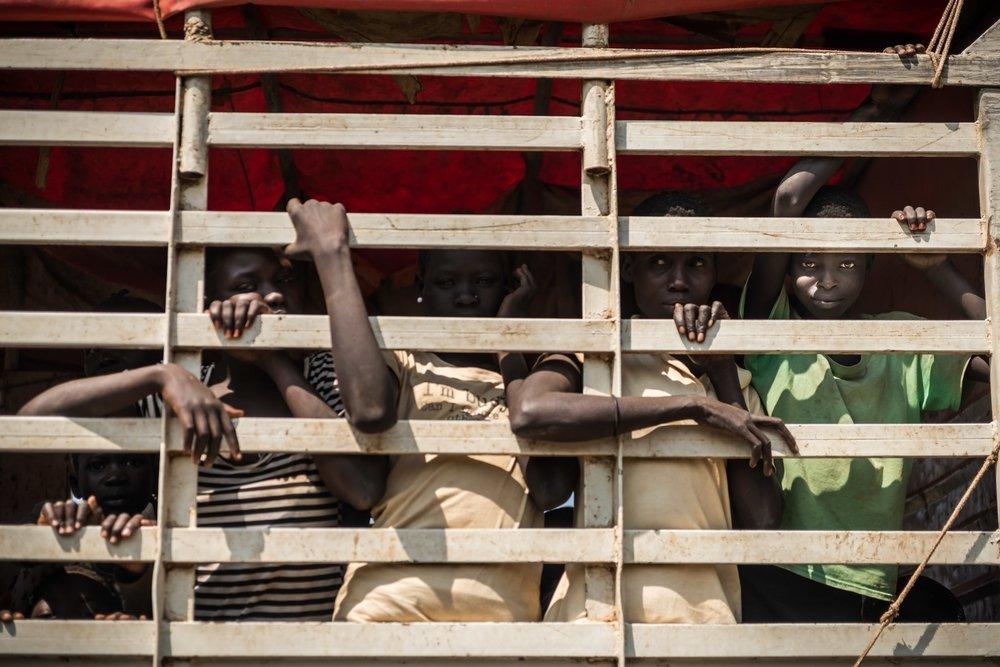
[0,312,164,348]
[620,216,984,252]
[174,314,616,352]
[0,526,158,562]
[0,209,170,246]
[180,212,612,249]
[166,528,614,564]
[163,622,617,659]
[2,40,998,86]
[0,110,174,147]
[208,113,581,150]
[0,621,156,657]
[0,417,991,458]
[625,530,1000,565]
[629,623,1000,659]
[623,318,989,354]
[616,121,978,156]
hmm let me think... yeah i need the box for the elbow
[344,479,385,512]
[508,398,546,439]
[346,404,398,434]
[772,183,803,217]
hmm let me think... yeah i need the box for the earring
[416,296,423,303]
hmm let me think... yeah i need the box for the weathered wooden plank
[0,312,164,348]
[963,18,1000,56]
[2,40,999,86]
[625,530,1000,565]
[0,209,170,246]
[0,417,992,458]
[0,110,174,147]
[620,216,984,252]
[616,121,978,156]
[166,527,615,564]
[0,621,157,657]
[174,314,616,352]
[0,525,158,562]
[164,622,617,659]
[180,212,612,249]
[629,623,1000,659]
[623,319,989,354]
[208,113,581,150]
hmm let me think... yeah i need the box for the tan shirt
[334,351,543,622]
[546,353,760,624]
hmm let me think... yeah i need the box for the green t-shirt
[740,285,970,601]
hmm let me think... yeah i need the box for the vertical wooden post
[579,23,622,659]
[153,11,212,665]
[976,90,1000,525]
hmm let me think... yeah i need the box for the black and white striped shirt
[139,357,346,621]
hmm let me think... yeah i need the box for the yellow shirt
[334,351,543,622]
[546,353,759,624]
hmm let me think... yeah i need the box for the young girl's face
[419,250,509,318]
[207,249,305,315]
[789,252,867,319]
[627,251,716,319]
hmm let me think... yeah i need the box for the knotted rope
[926,0,966,88]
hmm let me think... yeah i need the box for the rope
[151,0,166,39]
[926,0,966,88]
[853,434,1000,666]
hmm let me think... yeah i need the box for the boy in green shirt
[738,82,989,621]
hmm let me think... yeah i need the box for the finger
[892,210,905,224]
[684,304,698,342]
[40,501,56,527]
[695,305,711,342]
[673,302,686,335]
[904,205,916,230]
[101,513,117,540]
[286,197,302,215]
[63,501,80,534]
[192,407,210,465]
[221,300,235,338]
[915,43,926,54]
[905,43,916,56]
[76,497,91,528]
[233,298,250,339]
[87,495,105,526]
[522,265,536,289]
[883,46,894,54]
[220,408,242,462]
[177,409,195,455]
[708,301,725,329]
[926,209,936,222]
[109,513,131,544]
[205,409,223,468]
[121,514,145,540]
[915,206,926,232]
[243,299,261,337]
[748,423,774,477]
[757,415,799,454]
[208,300,223,332]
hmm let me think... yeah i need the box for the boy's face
[626,251,716,319]
[207,249,305,315]
[788,252,867,319]
[74,454,154,514]
[419,250,508,318]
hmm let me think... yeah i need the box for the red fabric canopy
[0,0,833,24]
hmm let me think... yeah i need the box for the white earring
[416,296,423,303]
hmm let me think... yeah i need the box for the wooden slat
[164,622,617,659]
[0,110,174,147]
[174,314,615,352]
[2,40,999,86]
[0,209,170,246]
[0,621,156,657]
[0,526,158,562]
[623,318,989,354]
[628,624,1000,659]
[0,312,164,348]
[616,121,978,156]
[0,418,992,458]
[625,530,1000,565]
[166,527,615,564]
[180,212,612,249]
[208,113,581,150]
[620,216,984,252]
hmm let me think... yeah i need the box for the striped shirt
[139,357,346,621]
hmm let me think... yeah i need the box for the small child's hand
[159,363,243,466]
[284,198,350,261]
[883,43,925,58]
[0,610,24,623]
[100,513,155,545]
[38,495,102,536]
[895,205,947,269]
[206,293,273,339]
[497,264,537,318]
[94,612,147,621]
[673,300,727,343]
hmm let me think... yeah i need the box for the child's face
[789,252,867,319]
[74,454,154,514]
[627,251,716,319]
[207,249,305,315]
[419,250,509,318]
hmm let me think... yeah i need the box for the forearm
[313,245,398,432]
[726,461,783,529]
[922,260,987,320]
[18,365,163,417]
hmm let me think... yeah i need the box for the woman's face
[206,249,305,315]
[418,250,509,318]
[626,251,716,319]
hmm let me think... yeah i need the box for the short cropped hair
[632,191,708,218]
[416,249,514,279]
[803,185,870,218]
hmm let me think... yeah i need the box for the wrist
[310,239,351,261]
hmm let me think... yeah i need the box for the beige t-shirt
[333,350,543,622]
[546,353,760,624]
